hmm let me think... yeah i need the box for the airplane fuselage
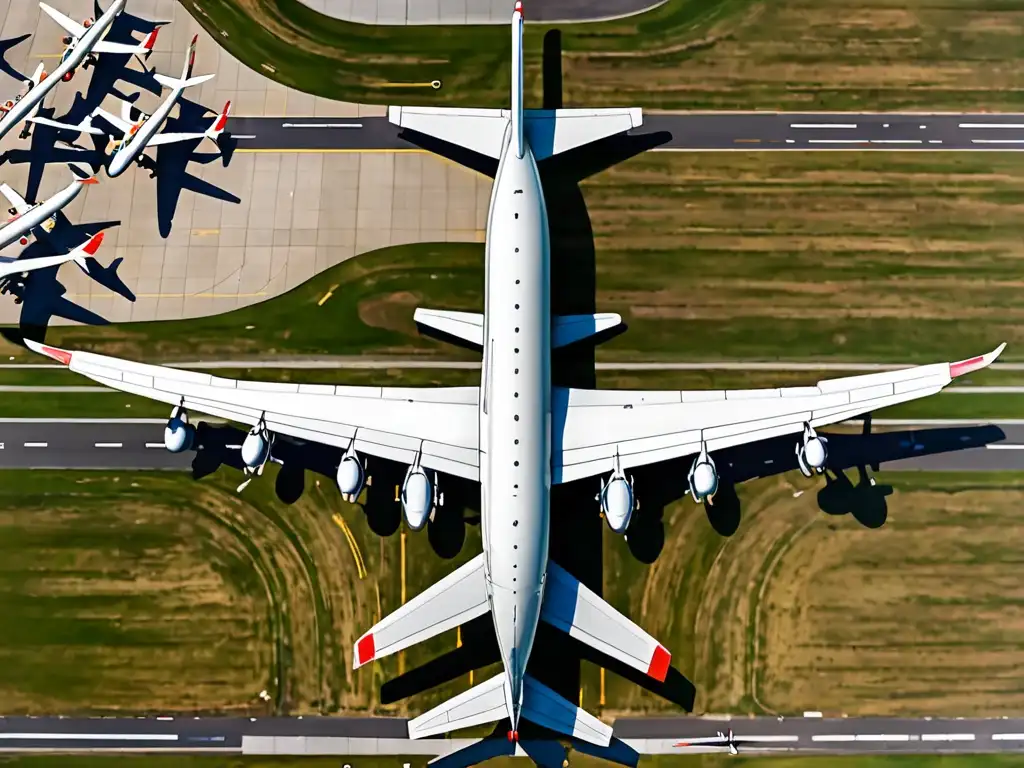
[0,178,83,250]
[479,124,551,730]
[108,88,181,177]
[0,0,122,141]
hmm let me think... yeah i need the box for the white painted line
[919,124,927,129]
[232,134,256,139]
[855,734,911,742]
[790,123,857,129]
[23,442,47,448]
[812,735,855,743]
[992,733,1024,740]
[94,442,123,448]
[145,442,165,449]
[960,123,1024,129]
[808,139,868,144]
[883,123,889,127]
[785,139,795,144]
[803,712,823,718]
[0,734,178,741]
[281,122,363,129]
[870,139,922,144]
[972,139,1024,145]
[738,735,799,743]
[929,140,942,144]
[921,734,975,742]
[985,444,1024,450]
[156,717,174,722]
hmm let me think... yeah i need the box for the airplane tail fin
[153,34,213,90]
[204,100,230,140]
[139,26,159,59]
[0,231,103,279]
[30,61,46,86]
[386,1,640,167]
[68,230,104,269]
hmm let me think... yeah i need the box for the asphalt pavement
[229,113,1024,152]
[5,715,1024,755]
[0,420,1022,471]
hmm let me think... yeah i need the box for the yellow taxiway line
[317,284,339,307]
[332,513,367,579]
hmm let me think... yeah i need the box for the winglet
[25,338,72,366]
[950,342,1006,378]
[514,0,523,16]
[77,176,99,185]
[80,231,104,255]
[354,632,375,668]
[647,644,671,682]
[141,26,159,51]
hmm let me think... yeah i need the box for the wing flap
[408,673,507,740]
[541,561,670,681]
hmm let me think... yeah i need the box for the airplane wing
[0,230,103,278]
[93,106,132,135]
[0,183,30,215]
[25,341,481,481]
[39,2,87,39]
[553,344,1006,484]
[146,131,207,147]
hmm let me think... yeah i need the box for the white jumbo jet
[24,0,1006,750]
[0,0,157,141]
[0,228,103,281]
[0,63,49,141]
[0,163,97,250]
[31,35,228,178]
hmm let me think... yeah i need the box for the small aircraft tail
[153,34,214,91]
[67,230,104,269]
[0,230,103,279]
[204,100,231,140]
[387,0,640,165]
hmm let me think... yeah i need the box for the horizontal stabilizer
[522,674,612,747]
[541,560,670,682]
[553,313,622,349]
[390,106,509,159]
[525,108,642,161]
[353,552,488,668]
[154,72,215,91]
[414,308,484,349]
[408,672,507,739]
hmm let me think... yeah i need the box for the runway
[0,420,1022,471]
[229,113,1024,152]
[5,714,1024,755]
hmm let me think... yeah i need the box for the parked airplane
[31,36,228,178]
[24,0,1006,754]
[0,0,157,141]
[0,163,97,250]
[0,229,103,280]
[675,729,741,755]
[0,62,48,140]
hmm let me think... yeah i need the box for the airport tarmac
[0,0,490,326]
[232,112,1024,152]
[5,714,1024,756]
[0,419,1020,471]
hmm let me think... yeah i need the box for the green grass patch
[195,0,1024,111]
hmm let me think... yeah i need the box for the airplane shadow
[0,33,31,84]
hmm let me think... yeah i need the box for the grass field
[0,468,480,716]
[4,468,1024,717]
[192,0,1024,112]
[14,151,1024,366]
[596,471,1024,717]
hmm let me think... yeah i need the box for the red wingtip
[190,33,199,45]
[213,101,231,132]
[78,176,99,185]
[40,345,72,366]
[143,27,159,49]
[514,0,523,14]
[355,633,375,666]
[647,644,671,682]
[82,231,104,255]
[949,343,1006,378]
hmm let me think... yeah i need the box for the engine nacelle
[61,69,76,83]
[82,17,94,27]
[241,427,271,469]
[401,468,432,531]
[796,424,828,477]
[688,447,719,504]
[336,453,365,498]
[163,408,194,453]
[600,475,635,533]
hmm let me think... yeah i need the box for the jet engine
[163,405,194,453]
[241,423,272,469]
[401,467,433,530]
[796,423,828,477]
[687,443,719,504]
[597,453,636,533]
[82,17,94,28]
[336,451,365,501]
